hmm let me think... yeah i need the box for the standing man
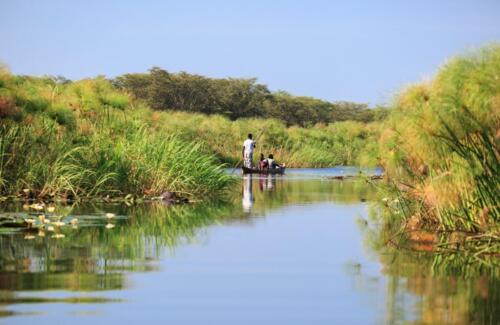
[242,133,256,168]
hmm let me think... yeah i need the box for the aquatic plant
[138,109,381,167]
[378,44,500,234]
[0,75,232,200]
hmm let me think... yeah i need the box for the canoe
[242,166,286,175]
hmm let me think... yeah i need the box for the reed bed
[0,70,381,202]
[0,75,232,200]
[377,44,500,236]
[136,109,381,167]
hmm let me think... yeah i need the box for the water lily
[53,221,65,227]
[70,218,78,225]
[105,223,115,229]
[46,226,55,232]
[38,230,45,237]
[31,203,44,211]
[47,206,55,213]
[105,213,115,219]
[52,234,65,239]
[25,218,36,225]
[38,214,46,223]
[24,235,36,240]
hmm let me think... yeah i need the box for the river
[0,168,498,324]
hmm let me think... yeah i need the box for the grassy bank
[376,45,499,244]
[131,109,381,167]
[0,64,382,201]
[0,72,232,200]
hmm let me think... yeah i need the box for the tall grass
[0,74,232,200]
[135,109,381,167]
[378,44,500,233]
[0,71,382,201]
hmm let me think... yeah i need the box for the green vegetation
[375,45,499,244]
[113,67,388,126]
[134,109,381,167]
[0,72,232,200]
[0,64,383,200]
[1,43,498,244]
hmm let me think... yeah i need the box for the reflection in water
[0,169,498,323]
[242,175,254,212]
[259,174,277,192]
[242,174,280,212]
[375,252,499,325]
[359,208,500,325]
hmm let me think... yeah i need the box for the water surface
[0,168,497,324]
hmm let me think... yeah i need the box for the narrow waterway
[0,168,497,324]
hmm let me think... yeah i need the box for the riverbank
[0,73,233,201]
[0,67,381,201]
[136,110,381,167]
[374,44,500,251]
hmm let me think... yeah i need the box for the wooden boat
[242,166,286,175]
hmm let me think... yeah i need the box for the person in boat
[258,153,268,170]
[267,154,285,169]
[267,154,277,169]
[242,133,256,168]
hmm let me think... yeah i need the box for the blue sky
[1,0,499,104]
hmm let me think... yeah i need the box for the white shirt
[243,139,255,154]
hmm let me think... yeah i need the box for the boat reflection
[242,174,280,212]
[259,174,277,192]
[242,175,254,212]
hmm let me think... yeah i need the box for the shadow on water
[0,168,498,323]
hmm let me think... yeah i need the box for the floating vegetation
[52,221,65,227]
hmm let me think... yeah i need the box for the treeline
[113,67,387,126]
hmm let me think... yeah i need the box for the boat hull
[242,166,285,175]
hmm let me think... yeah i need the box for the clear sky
[1,0,499,104]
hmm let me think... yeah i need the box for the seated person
[258,153,268,170]
[267,154,277,168]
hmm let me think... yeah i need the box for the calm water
[0,168,498,324]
